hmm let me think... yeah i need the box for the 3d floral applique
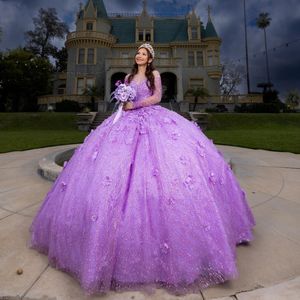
[152,168,159,177]
[61,181,67,191]
[196,146,206,158]
[209,172,217,184]
[92,149,98,161]
[102,176,112,186]
[179,155,188,165]
[167,197,175,205]
[139,124,147,135]
[171,130,181,140]
[91,215,98,222]
[203,224,211,232]
[184,175,194,189]
[219,176,225,185]
[160,242,170,254]
[163,117,172,124]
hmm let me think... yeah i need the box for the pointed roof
[78,0,107,19]
[205,20,218,38]
[205,5,218,38]
[91,0,108,18]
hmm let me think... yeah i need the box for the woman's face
[135,48,152,66]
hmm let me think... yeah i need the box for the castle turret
[203,6,222,80]
[65,0,116,100]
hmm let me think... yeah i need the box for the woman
[30,43,255,295]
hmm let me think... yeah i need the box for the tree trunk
[193,96,198,111]
[264,28,271,84]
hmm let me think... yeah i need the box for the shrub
[55,100,80,112]
[234,103,282,113]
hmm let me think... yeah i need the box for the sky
[0,0,299,97]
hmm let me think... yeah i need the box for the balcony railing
[184,94,263,104]
[205,65,222,73]
[38,95,102,105]
[66,31,116,44]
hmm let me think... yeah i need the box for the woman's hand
[123,101,134,111]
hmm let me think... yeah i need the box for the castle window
[86,22,93,31]
[78,48,85,64]
[188,51,195,66]
[196,51,203,66]
[87,48,95,64]
[145,31,151,42]
[207,50,213,66]
[214,49,219,64]
[121,52,129,58]
[191,27,198,39]
[86,78,95,88]
[57,84,66,95]
[160,52,169,58]
[77,78,85,95]
[138,31,144,41]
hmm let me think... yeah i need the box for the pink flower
[111,83,136,103]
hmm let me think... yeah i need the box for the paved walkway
[0,145,299,300]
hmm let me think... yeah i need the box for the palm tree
[83,85,103,111]
[256,12,272,84]
[185,87,210,111]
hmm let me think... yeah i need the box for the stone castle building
[39,0,224,112]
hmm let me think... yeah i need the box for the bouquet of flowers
[110,80,136,124]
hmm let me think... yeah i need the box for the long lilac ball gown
[30,72,255,295]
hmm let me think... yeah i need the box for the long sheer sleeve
[133,72,162,109]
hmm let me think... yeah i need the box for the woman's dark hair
[127,48,155,93]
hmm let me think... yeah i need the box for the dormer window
[138,31,144,41]
[137,29,152,42]
[145,31,151,41]
[86,22,93,31]
[191,27,198,39]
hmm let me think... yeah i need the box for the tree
[185,87,210,111]
[53,46,68,72]
[220,63,245,95]
[83,85,104,111]
[0,48,52,111]
[256,12,272,85]
[25,8,68,59]
[285,90,300,111]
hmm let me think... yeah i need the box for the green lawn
[0,112,299,154]
[205,113,300,154]
[0,113,87,153]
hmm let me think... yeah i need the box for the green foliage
[263,89,280,103]
[0,48,52,112]
[25,8,69,59]
[256,12,271,29]
[285,90,300,111]
[185,87,210,111]
[234,103,283,113]
[53,47,68,72]
[55,100,80,112]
